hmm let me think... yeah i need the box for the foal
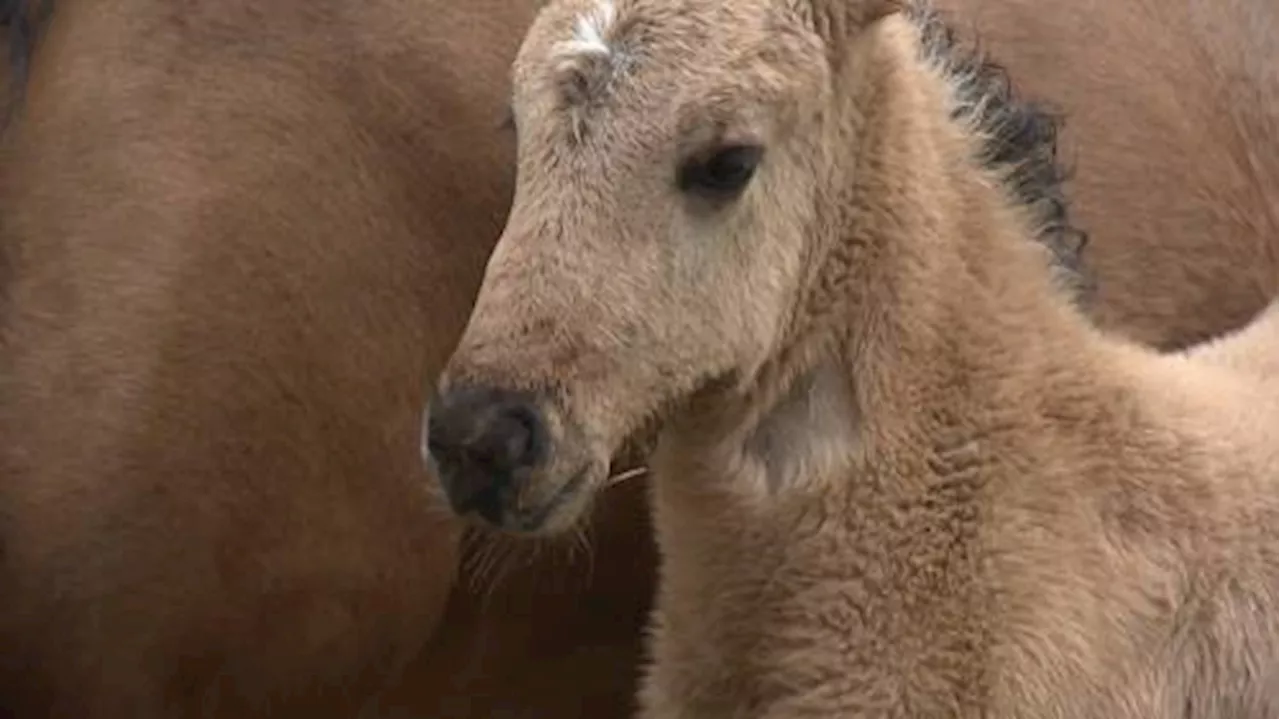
[427,0,1278,715]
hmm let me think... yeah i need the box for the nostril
[494,403,545,471]
[468,401,544,474]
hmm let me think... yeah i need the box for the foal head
[425,0,1077,534]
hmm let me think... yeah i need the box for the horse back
[934,0,1278,349]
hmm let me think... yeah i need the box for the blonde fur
[436,0,1277,715]
[555,0,617,59]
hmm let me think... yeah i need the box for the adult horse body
[0,1,541,716]
[0,1,1275,719]
[1,2,656,716]
[934,0,1277,349]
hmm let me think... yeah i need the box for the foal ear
[788,0,904,46]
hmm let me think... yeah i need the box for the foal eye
[677,145,764,201]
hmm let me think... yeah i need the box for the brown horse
[0,0,1274,717]
[0,1,656,716]
[0,0,535,716]
[425,1,1277,716]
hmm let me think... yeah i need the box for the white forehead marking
[553,0,617,61]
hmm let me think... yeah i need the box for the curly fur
[435,0,1278,716]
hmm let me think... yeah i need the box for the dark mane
[909,3,1093,301]
[1,0,52,128]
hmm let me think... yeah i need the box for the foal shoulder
[1161,299,1278,477]
[1137,301,1279,551]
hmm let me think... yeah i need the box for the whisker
[605,465,648,486]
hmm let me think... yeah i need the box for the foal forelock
[909,3,1091,300]
[553,0,618,62]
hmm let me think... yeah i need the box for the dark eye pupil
[707,151,751,184]
[679,145,763,199]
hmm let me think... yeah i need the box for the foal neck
[644,19,1123,709]
[799,13,1098,446]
